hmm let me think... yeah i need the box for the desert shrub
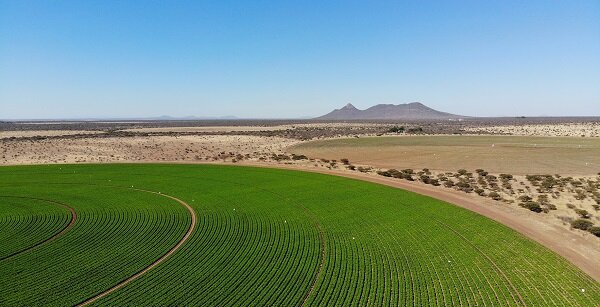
[571,219,593,231]
[347,165,356,171]
[575,209,590,219]
[475,169,485,174]
[485,175,497,182]
[401,173,414,181]
[456,181,470,189]
[499,173,513,180]
[340,158,350,165]
[428,179,440,186]
[574,189,587,200]
[272,154,291,161]
[407,127,423,133]
[488,192,501,201]
[519,201,542,213]
[444,180,455,188]
[457,169,467,176]
[474,188,485,196]
[357,166,371,173]
[388,126,405,133]
[589,226,600,237]
[518,195,532,202]
[291,154,308,160]
[592,204,600,211]
[402,169,414,174]
[377,170,392,177]
[422,168,431,174]
[566,203,576,209]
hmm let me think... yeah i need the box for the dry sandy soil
[1,135,298,164]
[0,130,101,139]
[465,122,600,137]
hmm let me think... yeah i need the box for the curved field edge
[0,164,598,306]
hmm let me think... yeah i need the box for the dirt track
[78,186,197,306]
[0,196,77,261]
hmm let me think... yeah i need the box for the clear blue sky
[1,1,599,119]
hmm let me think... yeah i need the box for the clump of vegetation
[291,153,308,160]
[488,192,501,201]
[574,209,591,219]
[271,154,291,161]
[499,174,513,180]
[388,126,405,133]
[444,180,455,188]
[519,201,542,213]
[589,226,600,237]
[406,127,423,133]
[340,158,350,165]
[357,166,371,173]
[571,219,594,231]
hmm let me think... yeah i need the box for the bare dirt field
[1,135,297,165]
[290,135,600,175]
[0,130,101,139]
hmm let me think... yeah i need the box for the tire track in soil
[77,186,197,306]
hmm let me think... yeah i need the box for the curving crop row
[0,196,72,260]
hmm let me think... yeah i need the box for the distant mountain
[316,102,465,120]
[150,115,239,120]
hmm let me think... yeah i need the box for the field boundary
[76,186,197,306]
[0,195,77,261]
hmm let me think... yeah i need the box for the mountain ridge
[316,102,465,120]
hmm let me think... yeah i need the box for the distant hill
[316,102,465,120]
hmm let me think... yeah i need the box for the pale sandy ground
[465,123,600,137]
[1,122,600,281]
[0,130,101,139]
[123,126,288,133]
[121,122,390,133]
[1,135,298,164]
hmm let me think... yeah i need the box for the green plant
[571,219,594,231]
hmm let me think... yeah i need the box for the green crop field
[0,164,598,306]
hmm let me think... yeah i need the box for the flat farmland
[291,135,600,175]
[0,164,598,306]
